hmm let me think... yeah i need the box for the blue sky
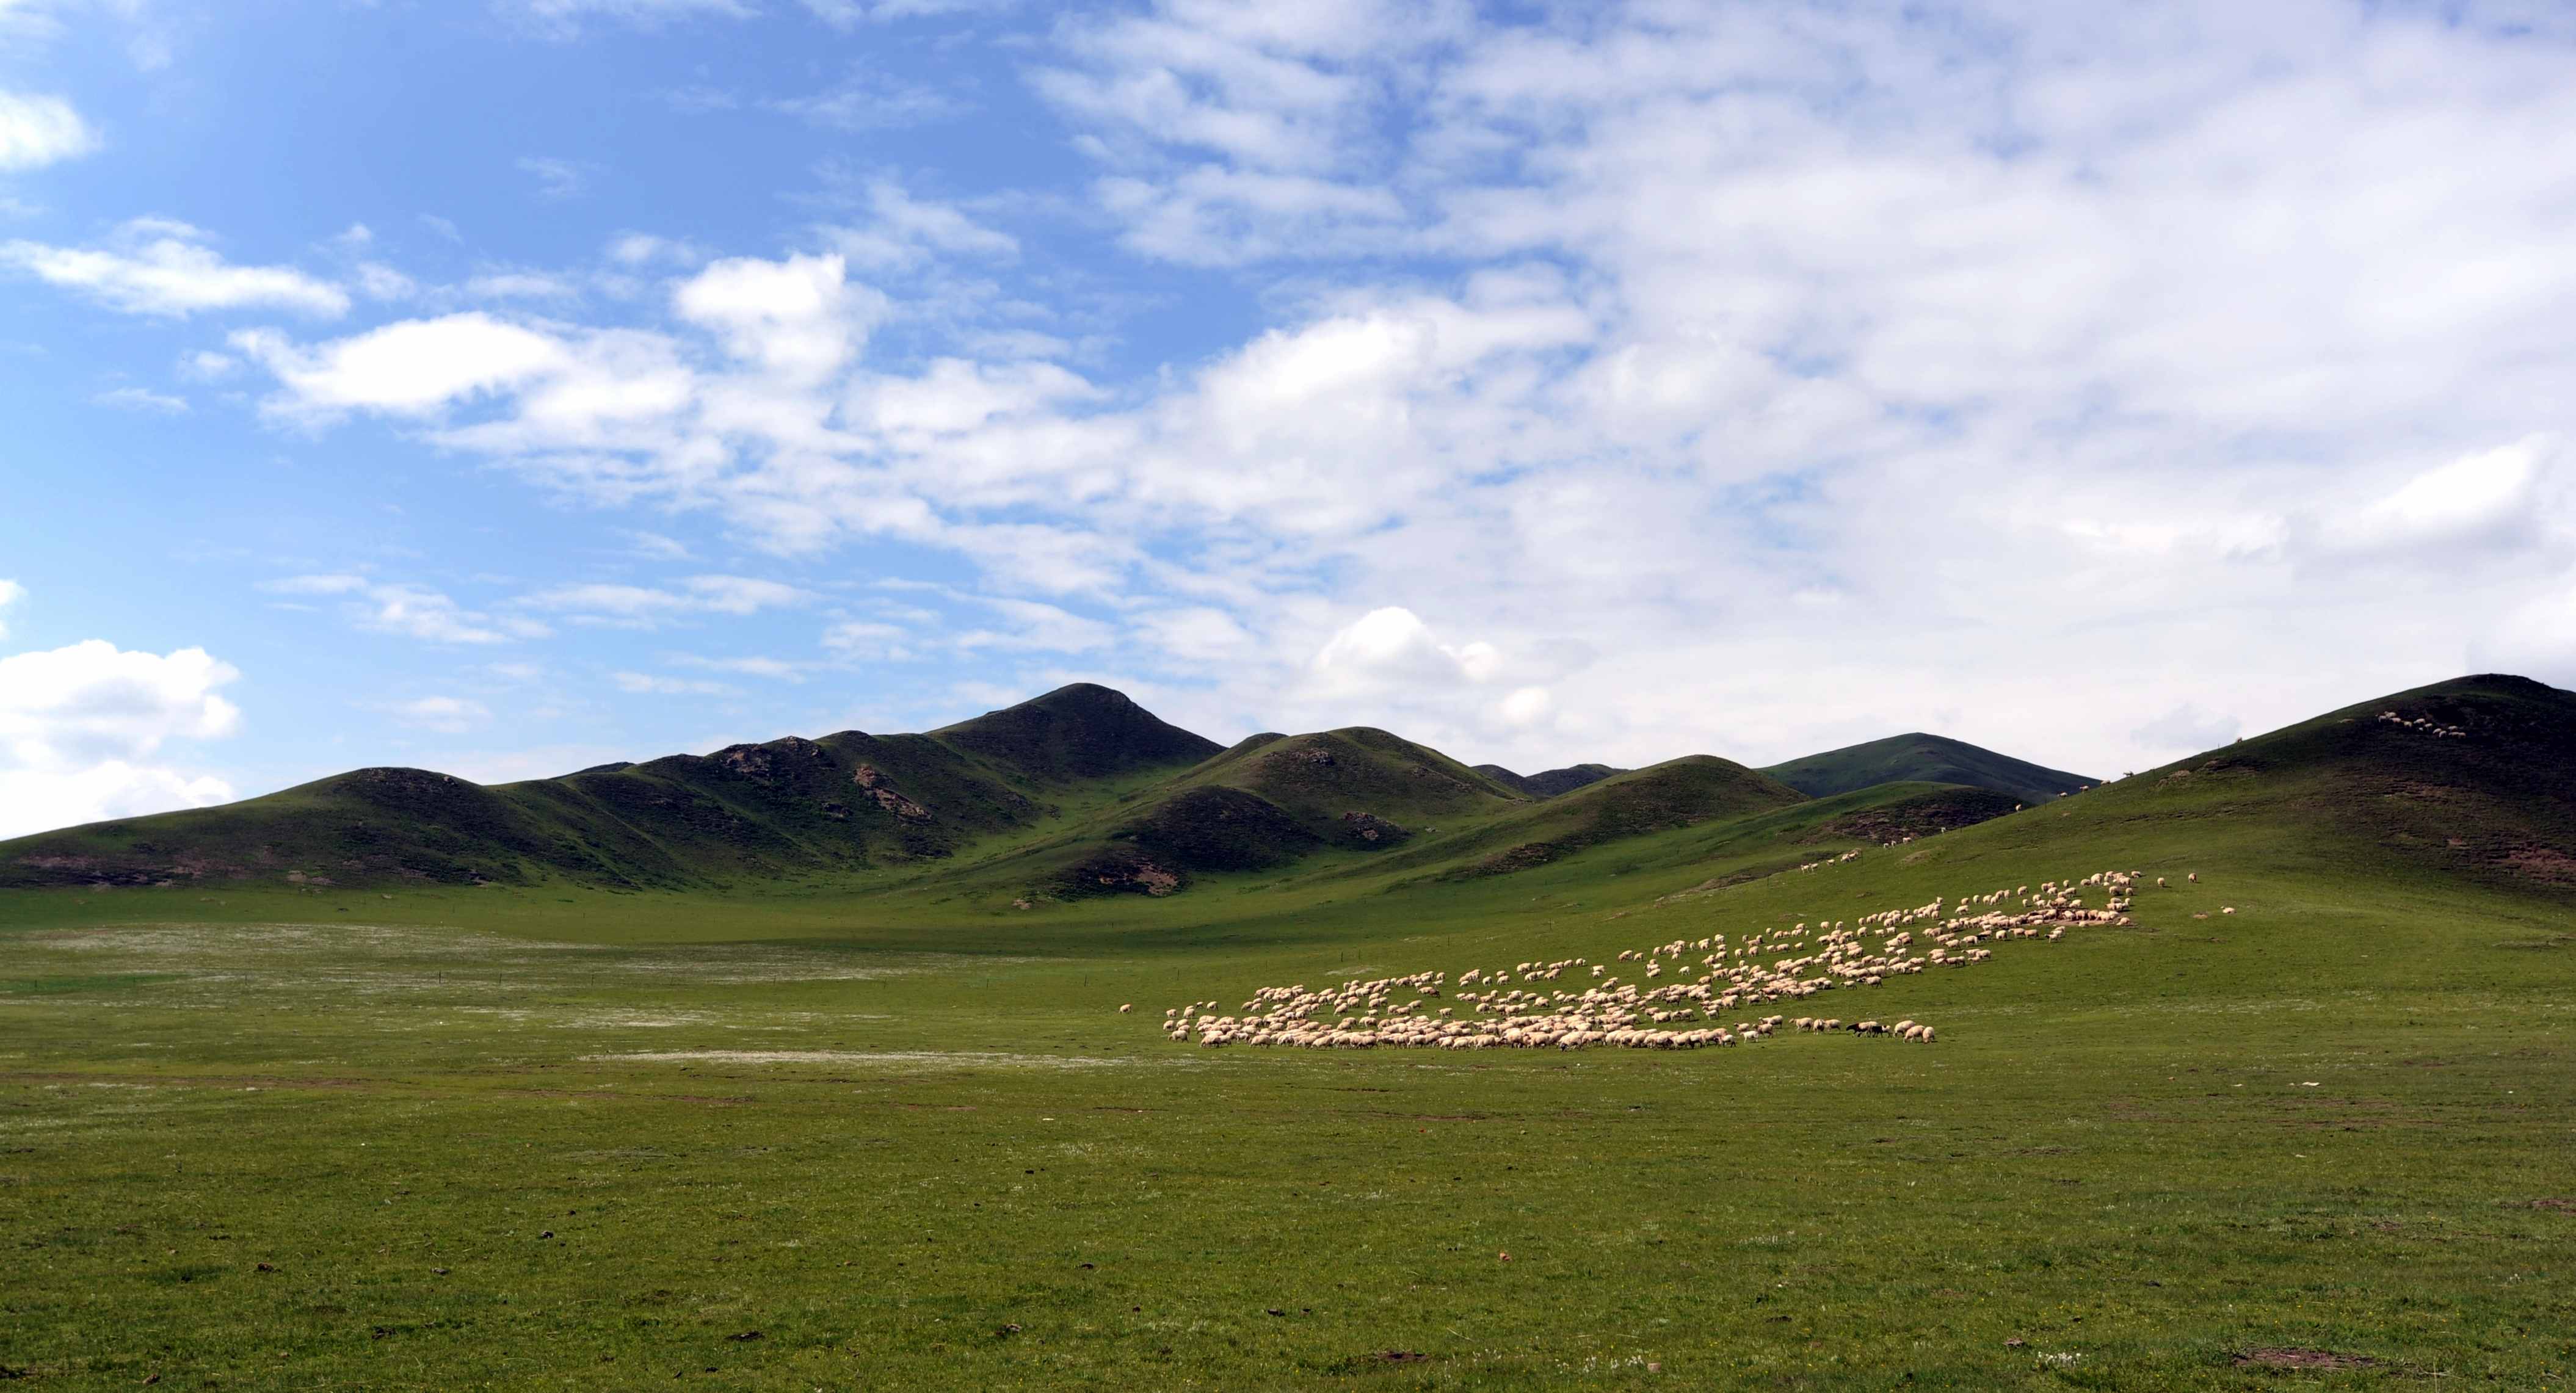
[4,0,2575,838]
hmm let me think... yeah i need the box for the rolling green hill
[1761,730,2093,805]
[2069,672,2576,888]
[951,725,1544,899]
[0,683,1213,892]
[1409,754,1807,877]
[23,675,2555,921]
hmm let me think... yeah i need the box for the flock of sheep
[2379,710,2467,738]
[1150,865,2182,1052]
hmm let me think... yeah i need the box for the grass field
[5,751,2574,1392]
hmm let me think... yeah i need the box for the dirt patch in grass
[2523,1197,2575,1212]
[2232,1347,2379,1370]
[2499,847,2576,883]
[582,1050,1173,1070]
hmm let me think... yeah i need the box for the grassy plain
[4,758,2574,1390]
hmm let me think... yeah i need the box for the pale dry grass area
[1,922,1041,1066]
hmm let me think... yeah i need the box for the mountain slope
[0,684,1219,891]
[1181,727,1530,833]
[1761,733,2092,805]
[1418,755,1809,876]
[2075,673,2576,886]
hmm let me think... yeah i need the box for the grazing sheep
[1177,864,2139,1054]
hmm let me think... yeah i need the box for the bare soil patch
[2232,1347,2379,1370]
[2500,847,2576,883]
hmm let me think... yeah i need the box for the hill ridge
[1761,731,2092,805]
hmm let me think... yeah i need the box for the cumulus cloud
[2,219,349,317]
[0,639,242,839]
[674,252,880,380]
[1310,607,1500,696]
[0,89,95,170]
[0,578,21,637]
[231,313,573,418]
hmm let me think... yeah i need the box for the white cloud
[91,385,187,414]
[517,155,597,198]
[521,574,811,625]
[176,349,237,380]
[611,670,738,695]
[385,695,492,733]
[0,762,236,840]
[354,261,416,301]
[822,619,916,660]
[620,529,692,559]
[0,639,241,839]
[674,252,880,380]
[231,313,572,417]
[0,89,95,169]
[1310,607,1501,696]
[0,578,20,637]
[674,654,807,681]
[769,67,965,132]
[465,269,578,300]
[606,232,703,267]
[951,596,1116,654]
[823,179,1018,271]
[1498,686,1552,728]
[2,219,348,317]
[260,574,548,645]
[2320,435,2561,558]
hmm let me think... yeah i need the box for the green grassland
[1,677,2572,1389]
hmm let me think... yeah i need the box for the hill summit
[1760,733,2092,806]
[934,682,1223,783]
